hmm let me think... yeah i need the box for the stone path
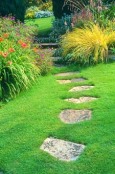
[40,71,97,162]
[65,97,97,104]
[59,109,92,124]
[57,78,86,84]
[71,78,86,82]
[55,72,79,77]
[57,79,72,84]
[40,137,85,161]
[69,85,94,92]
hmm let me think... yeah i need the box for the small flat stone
[55,72,79,77]
[65,97,97,104]
[71,78,86,82]
[57,80,71,84]
[57,78,86,84]
[69,86,94,92]
[40,137,85,161]
[59,109,91,123]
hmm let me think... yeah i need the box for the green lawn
[0,63,115,174]
[25,17,54,37]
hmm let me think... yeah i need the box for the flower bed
[0,17,52,101]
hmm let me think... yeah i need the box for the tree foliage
[52,0,72,18]
[0,0,26,22]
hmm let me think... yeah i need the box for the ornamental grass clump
[61,24,115,64]
[0,17,40,100]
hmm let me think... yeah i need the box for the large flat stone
[59,109,92,124]
[65,97,97,104]
[71,78,86,82]
[57,79,71,84]
[55,72,79,77]
[69,86,94,92]
[40,137,85,161]
[57,78,86,84]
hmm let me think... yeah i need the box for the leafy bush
[35,48,53,75]
[35,11,53,18]
[61,23,115,64]
[49,15,73,40]
[89,1,115,27]
[25,6,39,19]
[0,17,40,100]
[25,5,53,19]
[62,1,115,29]
[38,0,52,11]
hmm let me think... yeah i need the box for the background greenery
[25,16,54,36]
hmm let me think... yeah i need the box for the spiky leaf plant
[0,17,40,101]
[61,23,115,64]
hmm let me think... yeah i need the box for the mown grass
[25,17,54,37]
[0,63,115,174]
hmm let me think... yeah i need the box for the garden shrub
[35,48,53,75]
[25,5,53,19]
[89,1,115,28]
[62,1,115,29]
[25,6,39,19]
[35,11,53,18]
[61,23,115,64]
[0,17,41,100]
[38,0,52,11]
[49,15,73,40]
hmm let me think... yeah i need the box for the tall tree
[52,0,71,18]
[0,0,26,22]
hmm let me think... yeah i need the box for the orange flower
[21,42,28,48]
[7,61,12,65]
[3,33,9,38]
[33,48,38,53]
[0,37,4,42]
[1,52,9,58]
[9,48,15,53]
[18,40,23,44]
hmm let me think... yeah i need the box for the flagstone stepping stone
[57,78,86,84]
[65,97,97,104]
[40,137,85,161]
[69,86,94,92]
[59,109,91,124]
[55,72,79,77]
[57,79,71,84]
[71,78,86,82]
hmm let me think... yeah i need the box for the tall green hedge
[0,0,26,22]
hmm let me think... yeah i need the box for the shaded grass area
[25,17,54,37]
[0,63,115,174]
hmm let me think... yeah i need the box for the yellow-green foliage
[61,24,115,64]
[25,6,39,19]
[39,1,52,11]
